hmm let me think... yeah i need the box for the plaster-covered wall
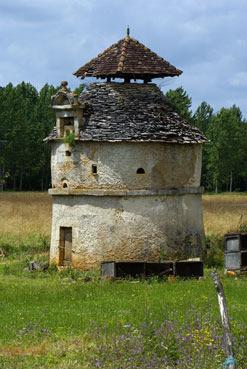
[51,142,202,190]
[50,192,204,269]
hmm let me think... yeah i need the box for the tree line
[0,82,246,192]
[166,88,247,192]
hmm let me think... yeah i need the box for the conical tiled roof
[74,35,182,81]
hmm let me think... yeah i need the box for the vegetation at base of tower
[0,82,246,192]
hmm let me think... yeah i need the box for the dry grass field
[203,193,247,235]
[0,192,51,238]
[0,192,246,239]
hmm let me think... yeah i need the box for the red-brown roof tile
[74,36,182,80]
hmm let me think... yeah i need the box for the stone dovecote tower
[47,31,207,269]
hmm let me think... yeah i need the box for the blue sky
[0,0,246,116]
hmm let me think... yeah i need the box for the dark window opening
[92,164,97,174]
[63,182,68,188]
[60,117,74,137]
[136,168,145,174]
[65,150,71,157]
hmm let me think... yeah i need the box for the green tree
[193,101,213,133]
[73,83,85,96]
[0,82,57,190]
[165,87,193,122]
[193,102,214,188]
[206,106,246,192]
[35,84,57,190]
[5,82,39,190]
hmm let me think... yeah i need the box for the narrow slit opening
[92,164,97,174]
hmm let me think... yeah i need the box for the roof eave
[45,136,208,144]
[74,70,183,79]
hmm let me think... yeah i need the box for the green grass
[0,233,50,259]
[0,261,246,368]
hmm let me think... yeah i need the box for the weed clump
[63,131,76,147]
[204,234,224,268]
[0,234,50,259]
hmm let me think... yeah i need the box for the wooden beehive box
[224,233,247,272]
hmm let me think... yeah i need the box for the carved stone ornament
[51,81,79,107]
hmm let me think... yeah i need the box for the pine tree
[193,102,214,188]
[207,106,246,192]
[165,87,193,123]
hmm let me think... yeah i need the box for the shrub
[204,234,224,268]
[63,131,76,147]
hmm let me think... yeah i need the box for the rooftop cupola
[74,28,182,83]
[51,81,83,138]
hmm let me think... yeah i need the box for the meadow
[0,192,246,369]
[1,192,247,240]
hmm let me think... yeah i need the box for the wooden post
[229,171,233,192]
[211,271,236,369]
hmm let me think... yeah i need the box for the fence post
[211,271,236,369]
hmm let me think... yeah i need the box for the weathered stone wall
[50,191,204,269]
[50,141,204,269]
[51,142,202,190]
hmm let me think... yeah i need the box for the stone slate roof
[74,36,182,80]
[46,83,207,144]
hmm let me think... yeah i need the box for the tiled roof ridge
[117,36,130,72]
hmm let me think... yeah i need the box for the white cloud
[229,72,247,87]
[0,0,246,115]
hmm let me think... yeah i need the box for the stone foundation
[50,188,204,270]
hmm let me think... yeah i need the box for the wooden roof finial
[127,25,130,37]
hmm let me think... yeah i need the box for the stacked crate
[225,233,247,272]
[101,261,203,278]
